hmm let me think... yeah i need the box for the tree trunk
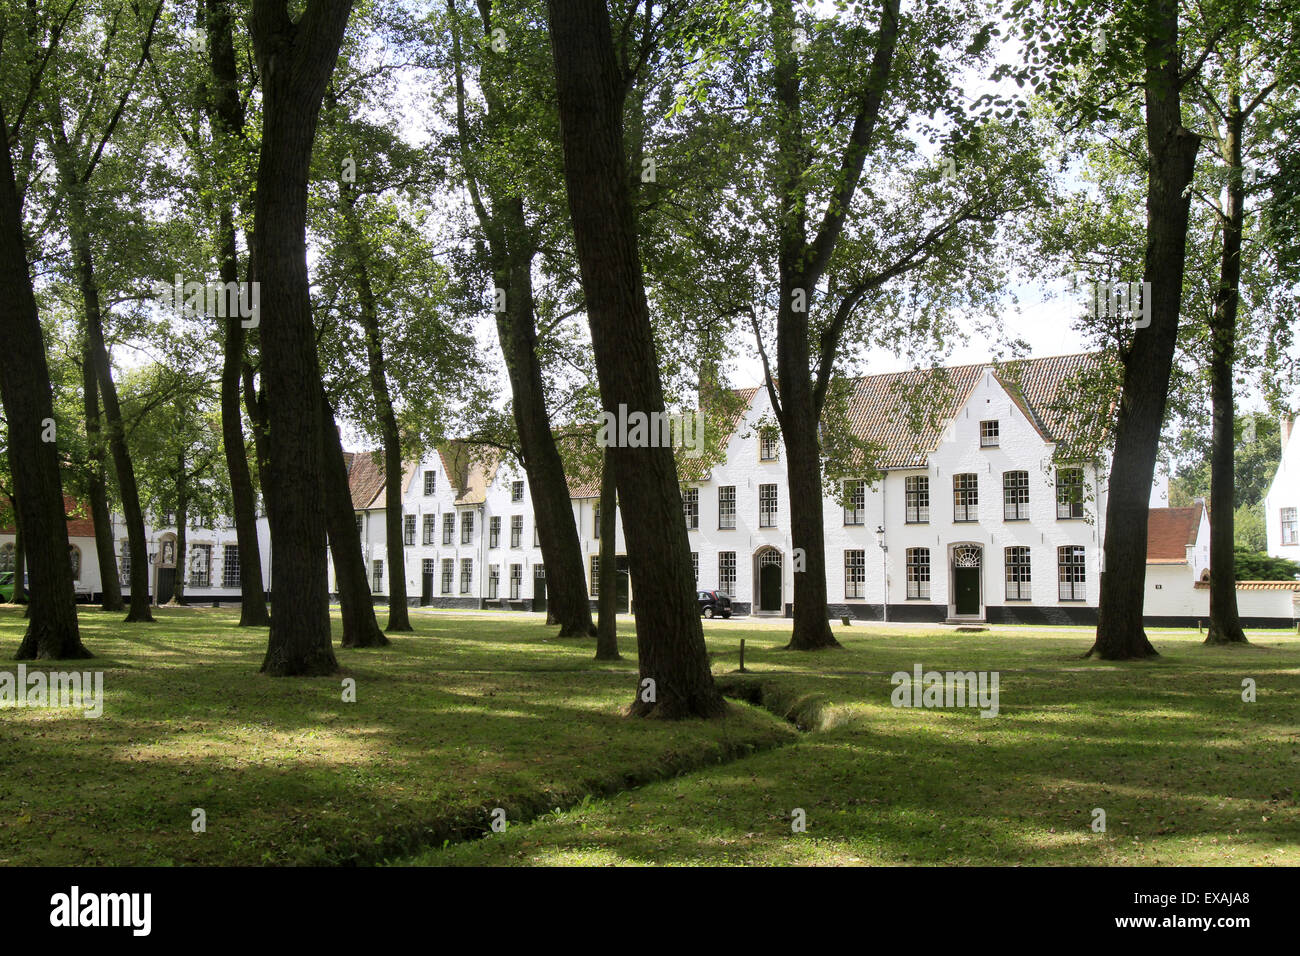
[12,521,27,605]
[1206,93,1247,646]
[1091,0,1201,659]
[782,398,839,649]
[81,345,124,611]
[595,449,620,660]
[0,103,90,660]
[249,0,354,676]
[340,192,411,631]
[207,0,270,628]
[547,0,722,718]
[46,112,154,623]
[171,458,189,606]
[450,3,594,638]
[321,391,389,648]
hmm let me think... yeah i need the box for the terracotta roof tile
[0,495,95,537]
[1146,506,1203,563]
[346,451,386,510]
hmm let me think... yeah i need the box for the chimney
[1282,414,1295,452]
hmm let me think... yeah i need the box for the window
[1005,546,1031,600]
[980,420,999,447]
[222,545,241,588]
[593,501,601,538]
[1056,467,1084,518]
[442,513,455,545]
[489,516,500,549]
[759,484,778,528]
[511,480,524,502]
[423,515,436,545]
[760,432,779,460]
[718,551,736,595]
[533,522,540,548]
[905,475,930,523]
[589,555,600,596]
[460,558,472,594]
[119,540,131,582]
[69,545,82,581]
[510,515,522,548]
[441,558,454,594]
[510,564,522,599]
[1281,507,1298,546]
[953,474,978,522]
[424,470,436,495]
[372,560,384,593]
[844,480,865,525]
[404,515,416,546]
[461,511,474,544]
[1003,471,1029,520]
[906,548,930,599]
[355,514,363,537]
[683,488,699,530]
[718,486,736,529]
[189,544,211,587]
[0,542,12,573]
[1058,546,1086,601]
[488,565,500,599]
[845,549,865,599]
[691,552,699,584]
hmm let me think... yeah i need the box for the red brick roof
[0,495,95,537]
[346,451,386,510]
[1146,506,1203,564]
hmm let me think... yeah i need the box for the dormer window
[423,470,436,495]
[511,480,524,502]
[760,433,779,461]
[980,420,999,447]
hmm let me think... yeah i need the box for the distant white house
[1264,414,1299,563]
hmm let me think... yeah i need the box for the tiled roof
[1146,506,1203,564]
[1194,580,1300,590]
[0,495,95,537]
[835,352,1107,469]
[347,451,386,511]
[436,441,501,505]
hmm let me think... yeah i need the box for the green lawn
[2,607,1297,866]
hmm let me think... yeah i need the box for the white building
[1264,414,1299,562]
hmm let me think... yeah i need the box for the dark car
[697,590,732,619]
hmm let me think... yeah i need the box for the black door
[421,567,433,606]
[759,561,781,612]
[954,566,981,615]
[615,556,630,613]
[533,567,547,613]
[156,568,175,606]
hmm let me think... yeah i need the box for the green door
[156,567,176,606]
[759,562,782,612]
[533,567,547,613]
[954,566,980,615]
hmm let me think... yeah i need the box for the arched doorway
[949,544,984,620]
[155,533,178,605]
[753,548,783,615]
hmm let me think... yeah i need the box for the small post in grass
[738,638,747,673]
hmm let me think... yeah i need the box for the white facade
[1264,415,1299,562]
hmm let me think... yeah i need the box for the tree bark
[1091,0,1201,659]
[45,111,154,623]
[81,344,124,611]
[450,0,594,638]
[595,449,620,660]
[321,391,389,648]
[249,0,354,675]
[11,520,27,605]
[1206,91,1247,645]
[171,455,189,606]
[547,0,721,718]
[207,0,270,627]
[0,103,90,659]
[339,190,411,631]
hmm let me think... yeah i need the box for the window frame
[906,548,931,600]
[953,473,978,522]
[1003,470,1030,521]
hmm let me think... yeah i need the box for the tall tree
[594,448,620,660]
[206,0,271,627]
[0,99,89,659]
[445,0,595,638]
[249,0,354,675]
[546,0,721,718]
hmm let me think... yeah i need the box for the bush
[1234,548,1300,581]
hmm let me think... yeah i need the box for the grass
[0,607,791,865]
[3,607,1297,866]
